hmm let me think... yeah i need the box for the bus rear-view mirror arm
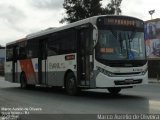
[93,25,98,47]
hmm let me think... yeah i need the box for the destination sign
[97,17,144,28]
[104,18,135,26]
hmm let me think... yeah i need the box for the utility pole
[114,0,121,15]
[149,10,155,20]
[114,0,119,15]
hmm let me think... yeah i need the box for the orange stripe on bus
[20,59,36,82]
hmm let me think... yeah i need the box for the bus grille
[114,79,142,85]
[114,72,141,76]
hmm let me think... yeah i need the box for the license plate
[125,79,134,83]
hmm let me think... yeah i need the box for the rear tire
[108,88,121,95]
[20,73,27,89]
[65,72,78,95]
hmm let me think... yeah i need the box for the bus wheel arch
[108,88,121,95]
[64,70,78,95]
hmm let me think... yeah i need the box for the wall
[0,48,6,76]
[145,19,160,78]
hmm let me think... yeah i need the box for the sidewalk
[149,78,160,83]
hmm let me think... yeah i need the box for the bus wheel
[108,88,121,95]
[20,73,27,89]
[65,73,78,95]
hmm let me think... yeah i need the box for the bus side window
[47,29,76,56]
[19,47,26,59]
[48,34,59,56]
[6,46,13,61]
[26,39,39,58]
[58,29,76,54]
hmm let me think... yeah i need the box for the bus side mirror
[93,26,98,47]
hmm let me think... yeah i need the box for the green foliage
[60,0,122,23]
[107,0,122,14]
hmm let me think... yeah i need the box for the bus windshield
[96,29,145,60]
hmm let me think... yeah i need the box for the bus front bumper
[95,72,148,88]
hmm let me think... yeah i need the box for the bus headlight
[97,67,114,77]
[104,70,114,77]
[141,68,148,75]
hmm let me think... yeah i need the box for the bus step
[35,84,51,88]
[79,85,90,88]
[80,81,90,86]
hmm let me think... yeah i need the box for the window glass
[48,34,59,56]
[6,46,13,61]
[26,39,39,58]
[16,41,27,60]
[96,30,145,60]
[47,29,76,56]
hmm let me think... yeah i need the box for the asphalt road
[0,77,160,120]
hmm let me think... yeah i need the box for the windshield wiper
[128,31,136,42]
[109,26,118,39]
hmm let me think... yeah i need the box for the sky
[0,0,160,46]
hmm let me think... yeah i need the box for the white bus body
[5,15,148,95]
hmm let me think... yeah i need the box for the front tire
[108,88,121,95]
[65,72,78,95]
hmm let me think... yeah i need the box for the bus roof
[6,15,142,46]
[27,15,142,39]
[6,38,27,46]
[26,16,98,39]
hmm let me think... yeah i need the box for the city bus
[5,15,148,95]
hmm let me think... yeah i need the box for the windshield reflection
[96,30,145,60]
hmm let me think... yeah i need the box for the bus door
[12,46,17,83]
[77,26,91,86]
[38,39,47,85]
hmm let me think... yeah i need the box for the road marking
[149,100,160,113]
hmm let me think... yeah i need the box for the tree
[107,0,122,15]
[60,0,122,23]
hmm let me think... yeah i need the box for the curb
[149,79,160,83]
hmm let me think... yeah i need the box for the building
[0,47,5,76]
[145,18,160,78]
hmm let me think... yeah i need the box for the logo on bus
[133,68,143,72]
[49,63,65,70]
